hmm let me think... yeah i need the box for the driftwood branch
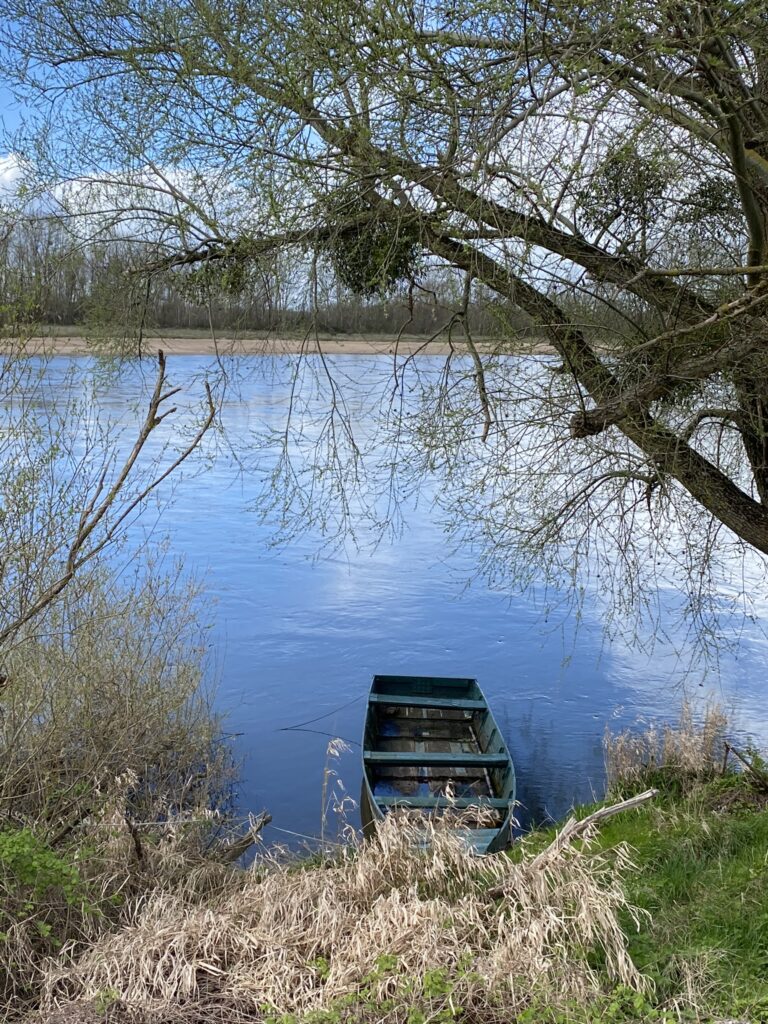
[216,811,273,864]
[486,788,658,899]
[529,788,659,869]
[723,743,768,791]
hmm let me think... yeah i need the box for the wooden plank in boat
[376,795,510,809]
[364,751,508,768]
[369,693,486,711]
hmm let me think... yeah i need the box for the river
[7,353,768,845]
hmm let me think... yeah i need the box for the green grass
[517,770,768,1021]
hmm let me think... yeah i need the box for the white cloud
[0,152,23,200]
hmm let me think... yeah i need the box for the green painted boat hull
[361,675,516,855]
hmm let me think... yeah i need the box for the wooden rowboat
[361,674,516,854]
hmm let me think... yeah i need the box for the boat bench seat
[370,693,486,711]
[364,751,509,768]
[376,795,510,809]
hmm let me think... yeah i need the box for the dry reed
[42,811,646,1023]
[604,700,728,790]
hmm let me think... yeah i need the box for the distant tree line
[0,217,535,336]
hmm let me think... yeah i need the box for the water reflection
[3,354,767,844]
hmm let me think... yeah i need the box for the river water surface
[10,354,768,845]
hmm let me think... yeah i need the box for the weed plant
[597,706,768,1019]
[6,686,768,1024]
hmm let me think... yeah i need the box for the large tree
[2,0,768,633]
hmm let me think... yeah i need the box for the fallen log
[486,788,658,898]
[216,811,273,864]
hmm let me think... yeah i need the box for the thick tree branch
[425,229,768,553]
[681,407,743,441]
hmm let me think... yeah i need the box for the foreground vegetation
[0,561,242,1013]
[546,708,768,1022]
[1,703,765,1024]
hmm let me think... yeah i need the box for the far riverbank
[3,327,556,357]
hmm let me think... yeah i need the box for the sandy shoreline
[5,333,555,357]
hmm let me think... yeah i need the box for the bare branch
[0,353,216,649]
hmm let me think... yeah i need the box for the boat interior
[363,675,514,829]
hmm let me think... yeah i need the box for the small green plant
[518,986,683,1023]
[0,828,82,906]
[310,956,331,980]
[301,1012,340,1024]
[374,953,399,974]
[93,987,121,1014]
[422,967,452,999]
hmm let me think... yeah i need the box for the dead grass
[604,700,728,791]
[41,812,646,1024]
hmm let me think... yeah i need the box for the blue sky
[0,83,24,140]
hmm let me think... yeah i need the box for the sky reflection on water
[6,353,768,845]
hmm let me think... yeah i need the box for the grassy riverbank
[6,709,768,1024]
[526,759,768,1021]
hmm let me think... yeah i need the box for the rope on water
[277,693,364,733]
